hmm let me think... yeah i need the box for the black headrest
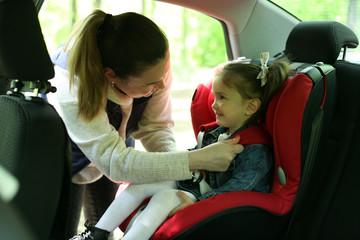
[0,0,54,81]
[285,21,359,64]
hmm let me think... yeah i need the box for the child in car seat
[69,52,290,240]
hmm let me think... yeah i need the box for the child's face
[211,76,250,135]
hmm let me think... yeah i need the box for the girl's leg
[95,181,176,232]
[122,190,196,240]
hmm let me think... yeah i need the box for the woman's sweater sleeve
[48,66,192,183]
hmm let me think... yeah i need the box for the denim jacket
[178,126,273,201]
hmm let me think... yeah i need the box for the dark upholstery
[321,62,360,238]
[0,200,37,240]
[0,75,10,95]
[285,21,359,64]
[0,0,54,81]
[286,61,360,240]
[0,95,71,239]
[0,0,71,239]
[285,22,360,239]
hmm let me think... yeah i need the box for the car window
[270,0,360,63]
[39,0,227,150]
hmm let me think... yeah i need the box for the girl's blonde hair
[65,10,168,121]
[217,60,290,125]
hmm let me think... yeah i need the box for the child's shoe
[69,220,110,240]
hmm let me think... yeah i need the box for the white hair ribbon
[256,52,270,87]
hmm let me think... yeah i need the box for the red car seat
[119,64,335,240]
[119,21,359,240]
[120,63,339,240]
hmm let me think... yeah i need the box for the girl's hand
[188,136,244,172]
[168,191,196,217]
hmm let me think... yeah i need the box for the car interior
[1,0,359,239]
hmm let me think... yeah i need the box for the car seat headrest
[285,21,359,64]
[0,0,54,81]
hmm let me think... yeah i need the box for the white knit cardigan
[47,65,192,184]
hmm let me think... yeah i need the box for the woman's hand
[188,136,244,172]
[168,191,195,217]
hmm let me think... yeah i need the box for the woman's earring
[111,82,115,87]
[245,112,250,116]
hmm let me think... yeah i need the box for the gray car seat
[0,0,72,239]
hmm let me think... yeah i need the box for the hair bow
[256,52,269,87]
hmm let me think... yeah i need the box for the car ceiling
[35,0,299,60]
[158,0,299,59]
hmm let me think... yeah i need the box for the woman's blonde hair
[65,10,168,121]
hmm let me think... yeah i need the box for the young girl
[69,52,290,240]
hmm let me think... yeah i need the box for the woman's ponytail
[66,10,109,121]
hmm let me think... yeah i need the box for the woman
[48,10,243,238]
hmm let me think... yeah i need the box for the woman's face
[112,51,170,98]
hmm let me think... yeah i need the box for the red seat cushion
[265,73,313,200]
